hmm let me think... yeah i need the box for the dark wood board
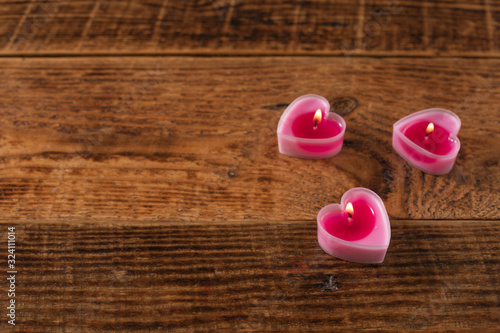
[0,57,498,222]
[5,220,499,331]
[0,0,498,56]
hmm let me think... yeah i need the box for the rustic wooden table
[1,0,499,331]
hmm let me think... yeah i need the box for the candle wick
[347,212,352,219]
[314,120,318,129]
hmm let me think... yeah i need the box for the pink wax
[402,121,454,155]
[317,188,391,264]
[393,108,461,175]
[321,199,376,241]
[291,112,343,139]
[277,94,346,159]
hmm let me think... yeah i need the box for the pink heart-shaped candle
[317,188,391,264]
[277,94,346,159]
[393,108,461,175]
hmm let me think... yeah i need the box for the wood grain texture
[0,1,498,332]
[5,220,499,331]
[0,0,499,56]
[0,56,498,222]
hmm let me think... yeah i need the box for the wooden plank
[5,220,499,331]
[0,0,498,56]
[0,56,498,221]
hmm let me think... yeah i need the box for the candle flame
[313,109,322,129]
[346,202,353,218]
[426,122,434,135]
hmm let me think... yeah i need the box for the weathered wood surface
[1,0,499,56]
[1,2,499,330]
[0,57,498,222]
[6,220,499,331]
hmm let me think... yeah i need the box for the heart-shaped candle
[317,188,391,264]
[277,94,346,159]
[393,108,461,175]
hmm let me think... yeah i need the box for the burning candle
[277,94,346,159]
[317,188,391,264]
[393,108,461,175]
